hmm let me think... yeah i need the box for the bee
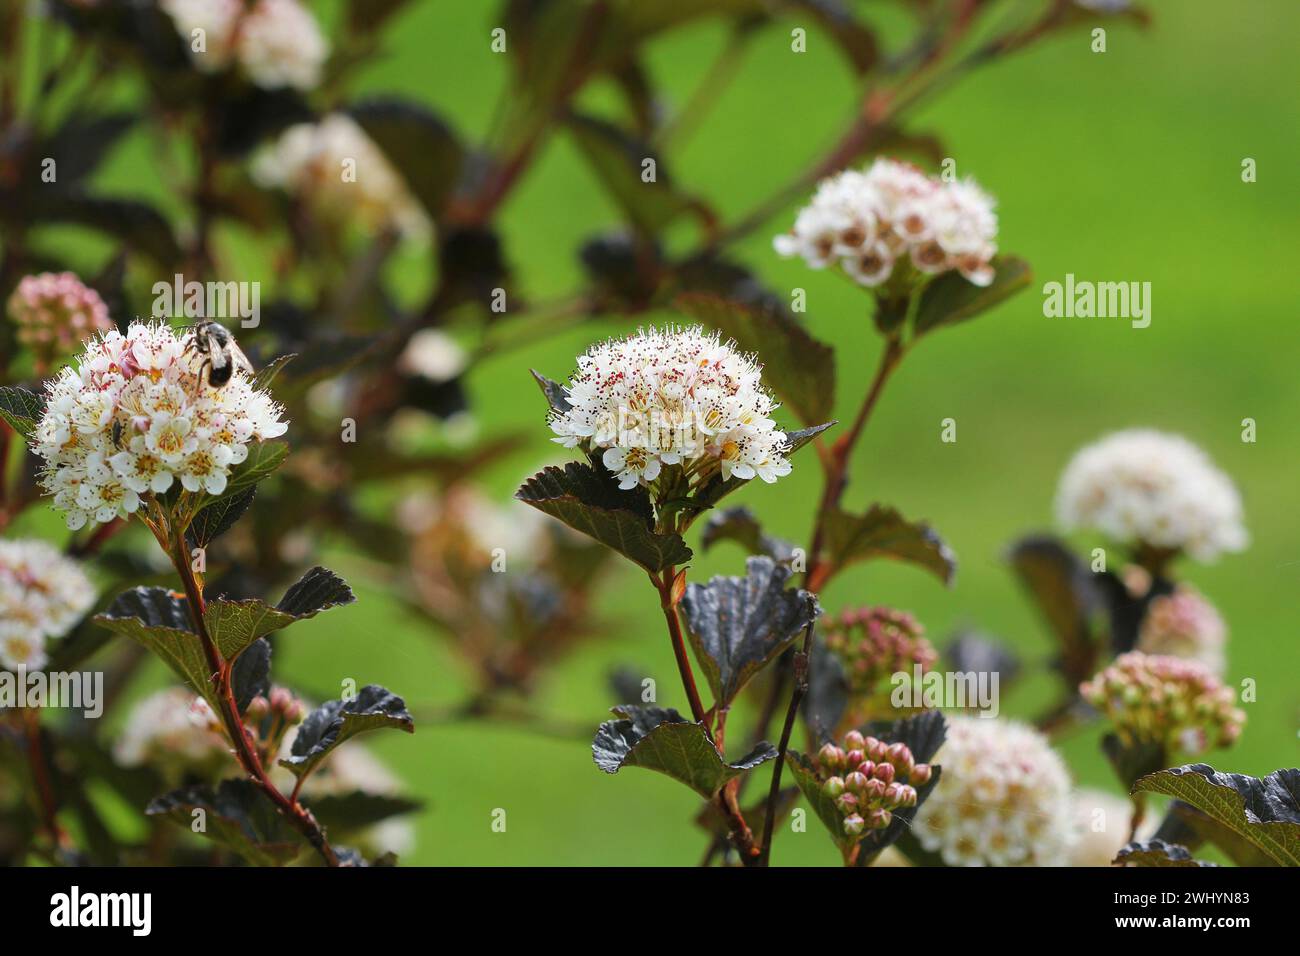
[183,320,254,389]
[111,419,125,450]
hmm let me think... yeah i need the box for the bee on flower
[29,321,288,531]
[774,158,999,290]
[0,540,96,672]
[548,326,793,492]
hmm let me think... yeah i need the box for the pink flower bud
[910,763,932,785]
[844,771,869,796]
[836,793,860,816]
[872,761,895,784]
[823,776,846,799]
[868,808,892,829]
[842,813,865,837]
[843,730,865,752]
[845,749,865,769]
[818,742,845,773]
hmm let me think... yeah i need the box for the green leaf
[566,113,709,238]
[35,192,183,268]
[146,780,305,866]
[0,386,43,436]
[302,791,423,833]
[220,440,289,495]
[205,565,355,662]
[186,486,256,550]
[680,556,819,709]
[1169,801,1279,868]
[279,685,415,781]
[350,98,464,222]
[1132,764,1300,867]
[912,255,1032,339]
[1114,839,1215,867]
[592,705,776,798]
[251,353,296,391]
[700,506,794,560]
[94,588,217,707]
[820,504,956,585]
[515,462,692,572]
[674,291,835,426]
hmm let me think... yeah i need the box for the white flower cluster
[0,540,96,671]
[1055,429,1248,562]
[1138,585,1227,675]
[913,716,1075,866]
[31,321,288,531]
[161,0,328,91]
[113,688,227,773]
[254,114,430,239]
[774,157,998,288]
[550,326,792,490]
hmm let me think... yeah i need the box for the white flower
[1068,788,1151,867]
[775,158,999,289]
[162,0,328,92]
[1137,585,1227,675]
[253,114,430,239]
[31,321,288,530]
[913,716,1075,866]
[398,329,467,384]
[0,539,96,671]
[113,688,227,771]
[237,0,328,92]
[1055,429,1248,562]
[549,326,792,491]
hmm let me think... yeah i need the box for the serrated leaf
[350,98,464,222]
[1114,839,1215,867]
[674,291,835,426]
[912,255,1032,338]
[680,556,819,708]
[1007,535,1105,684]
[699,506,794,560]
[251,353,296,391]
[1168,801,1278,868]
[515,462,692,572]
[592,705,776,798]
[186,486,256,549]
[231,638,271,713]
[0,386,43,436]
[279,685,415,781]
[1132,765,1300,867]
[94,588,217,706]
[146,780,304,866]
[205,566,355,662]
[820,504,956,585]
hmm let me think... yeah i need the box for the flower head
[30,321,288,530]
[913,716,1075,866]
[549,326,792,491]
[1080,651,1244,756]
[0,539,96,671]
[161,0,327,91]
[1137,585,1227,675]
[1055,429,1247,562]
[811,730,927,843]
[774,158,998,289]
[253,114,430,238]
[6,272,112,369]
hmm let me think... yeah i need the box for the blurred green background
[23,1,1300,864]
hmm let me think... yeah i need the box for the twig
[757,620,814,865]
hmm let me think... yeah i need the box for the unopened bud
[845,749,865,770]
[836,792,860,815]
[842,813,865,837]
[868,808,892,829]
[844,730,866,752]
[883,782,906,807]
[823,775,846,799]
[886,741,913,775]
[872,761,895,784]
[245,695,270,721]
[844,771,869,796]
[818,743,846,773]
[910,763,932,785]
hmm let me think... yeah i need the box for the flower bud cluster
[823,606,937,699]
[6,272,112,369]
[1080,651,1244,755]
[814,730,929,840]
[1137,585,1227,675]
